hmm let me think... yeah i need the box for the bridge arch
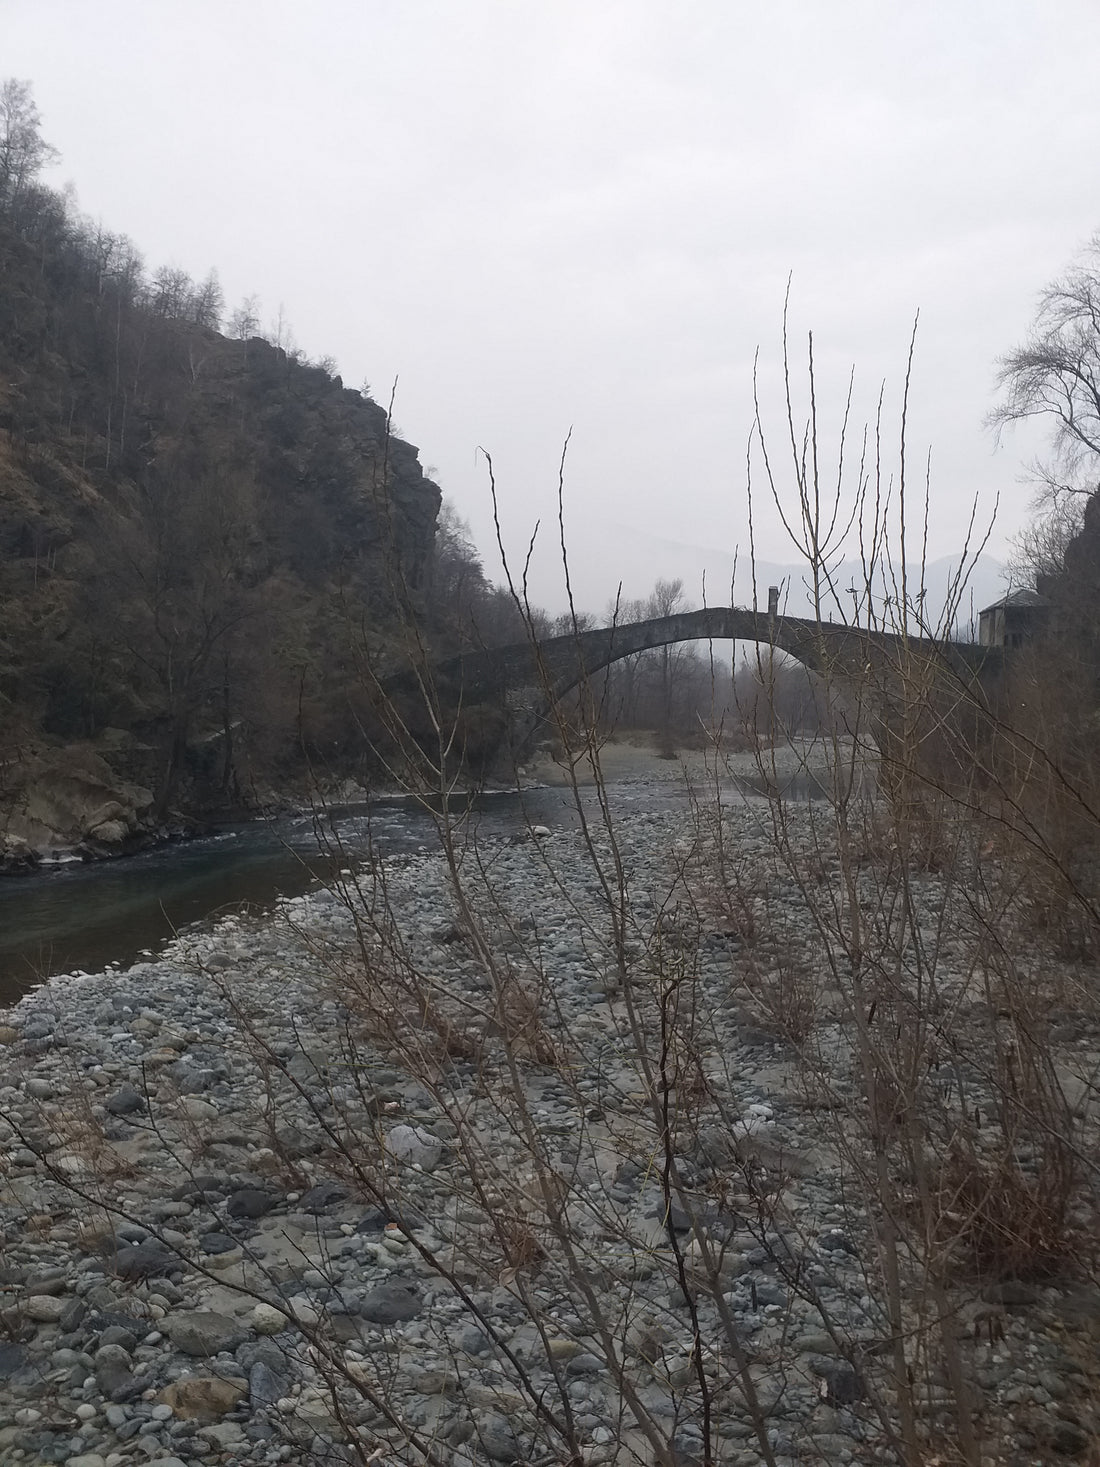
[503,609,842,754]
[420,607,994,760]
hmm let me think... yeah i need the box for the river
[0,781,696,1003]
[0,751,850,1006]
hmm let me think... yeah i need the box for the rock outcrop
[1,748,154,866]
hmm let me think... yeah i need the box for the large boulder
[1,746,153,859]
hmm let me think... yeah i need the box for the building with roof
[978,587,1050,649]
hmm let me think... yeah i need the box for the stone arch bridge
[408,607,996,763]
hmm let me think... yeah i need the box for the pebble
[251,1303,288,1334]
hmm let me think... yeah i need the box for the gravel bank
[520,733,845,790]
[1,780,1098,1467]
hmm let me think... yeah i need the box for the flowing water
[0,760,866,1005]
[0,782,690,1003]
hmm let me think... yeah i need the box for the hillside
[0,135,442,860]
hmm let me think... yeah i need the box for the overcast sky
[8,1,1100,611]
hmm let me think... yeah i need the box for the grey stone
[273,1125,321,1158]
[818,1228,859,1256]
[236,1339,287,1375]
[105,1086,146,1116]
[478,1411,521,1463]
[166,1056,223,1093]
[354,1207,391,1232]
[359,1282,423,1325]
[750,1278,786,1307]
[458,1326,490,1355]
[1044,1421,1090,1456]
[0,1343,29,1379]
[386,1123,443,1172]
[248,1360,285,1407]
[982,1280,1040,1308]
[225,1187,278,1219]
[166,1310,249,1357]
[329,1313,366,1344]
[89,1309,148,1338]
[669,1434,705,1467]
[23,1294,65,1322]
[59,1298,86,1332]
[811,1357,862,1405]
[94,1343,134,1396]
[298,1180,348,1213]
[642,1198,694,1234]
[97,1324,137,1352]
[25,1268,67,1294]
[566,1352,604,1375]
[107,1242,174,1281]
[249,1302,288,1334]
[199,1232,241,1255]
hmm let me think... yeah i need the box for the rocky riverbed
[1,761,1099,1467]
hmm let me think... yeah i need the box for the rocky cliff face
[0,195,441,858]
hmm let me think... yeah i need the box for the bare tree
[190,267,223,329]
[1005,493,1084,587]
[149,264,194,319]
[647,577,685,733]
[992,233,1100,504]
[0,78,59,203]
[230,293,262,339]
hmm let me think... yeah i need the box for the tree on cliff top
[0,78,58,203]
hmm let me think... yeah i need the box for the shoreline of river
[0,734,860,1003]
[0,732,844,880]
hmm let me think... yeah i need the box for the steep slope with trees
[0,80,442,858]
